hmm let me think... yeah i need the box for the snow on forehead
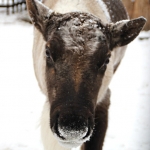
[56,12,106,54]
[57,12,105,30]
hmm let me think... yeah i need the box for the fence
[0,0,26,14]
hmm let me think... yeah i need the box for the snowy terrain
[0,11,150,150]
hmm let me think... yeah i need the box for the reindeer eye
[45,47,55,67]
[99,64,107,73]
[46,49,50,58]
[97,58,109,74]
[105,58,109,64]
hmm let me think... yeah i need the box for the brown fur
[102,0,129,22]
[81,89,110,150]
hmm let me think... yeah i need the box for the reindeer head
[26,0,146,148]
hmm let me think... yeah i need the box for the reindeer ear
[26,0,53,35]
[108,17,147,50]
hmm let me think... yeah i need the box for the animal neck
[44,0,110,23]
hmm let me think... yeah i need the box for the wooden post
[7,0,9,15]
[12,0,14,13]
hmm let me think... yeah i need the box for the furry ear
[26,0,53,35]
[107,17,147,50]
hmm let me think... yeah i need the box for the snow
[58,126,88,141]
[0,11,150,150]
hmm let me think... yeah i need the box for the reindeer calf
[26,0,146,149]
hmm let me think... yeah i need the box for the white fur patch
[58,141,82,149]
[45,0,109,23]
[97,52,114,103]
[41,101,70,150]
[97,0,111,22]
[97,45,127,103]
[115,19,129,25]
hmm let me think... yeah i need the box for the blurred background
[0,0,26,14]
[123,0,150,30]
[0,0,150,150]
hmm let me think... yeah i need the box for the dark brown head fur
[45,12,111,145]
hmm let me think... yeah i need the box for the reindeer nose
[56,114,90,141]
[59,115,88,140]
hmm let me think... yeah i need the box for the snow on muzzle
[50,107,94,148]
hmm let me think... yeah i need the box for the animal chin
[58,141,83,148]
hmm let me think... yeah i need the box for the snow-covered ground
[0,11,150,150]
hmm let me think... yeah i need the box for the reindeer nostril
[82,118,92,140]
[105,58,109,64]
[53,117,65,140]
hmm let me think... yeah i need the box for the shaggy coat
[26,0,146,149]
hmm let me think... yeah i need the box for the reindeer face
[26,0,146,148]
[45,12,110,148]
